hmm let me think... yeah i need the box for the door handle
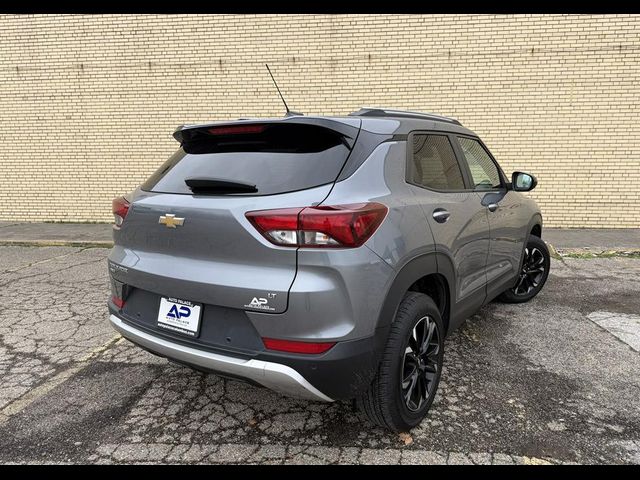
[487,203,499,212]
[432,208,450,223]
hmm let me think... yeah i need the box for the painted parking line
[587,311,640,352]
[0,334,121,425]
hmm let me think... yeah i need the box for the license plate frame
[157,297,202,338]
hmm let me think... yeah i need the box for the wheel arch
[375,252,455,336]
[360,252,454,400]
[528,213,543,238]
[521,213,544,266]
[407,272,450,333]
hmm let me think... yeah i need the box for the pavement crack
[0,254,107,288]
[0,334,121,425]
[1,247,91,275]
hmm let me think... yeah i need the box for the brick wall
[1,14,639,227]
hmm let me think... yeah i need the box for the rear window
[141,123,352,196]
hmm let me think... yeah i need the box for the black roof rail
[349,107,462,126]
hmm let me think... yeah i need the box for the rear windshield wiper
[185,177,258,194]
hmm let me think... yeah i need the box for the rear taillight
[262,338,336,354]
[245,202,387,248]
[111,296,125,309]
[109,277,128,310]
[112,196,130,228]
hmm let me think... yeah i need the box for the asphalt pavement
[0,245,638,464]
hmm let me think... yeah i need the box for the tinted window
[142,124,351,196]
[409,134,466,190]
[457,137,502,190]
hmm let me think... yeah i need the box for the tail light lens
[246,202,387,248]
[109,277,128,310]
[263,338,336,354]
[112,196,130,228]
[111,296,125,309]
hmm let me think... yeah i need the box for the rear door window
[142,123,352,196]
[408,134,466,190]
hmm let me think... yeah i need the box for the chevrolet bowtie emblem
[158,214,185,228]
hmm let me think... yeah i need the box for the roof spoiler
[173,116,361,148]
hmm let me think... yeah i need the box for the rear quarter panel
[303,141,437,340]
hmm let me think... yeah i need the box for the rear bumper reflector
[262,337,336,354]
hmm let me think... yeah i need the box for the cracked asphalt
[0,245,638,464]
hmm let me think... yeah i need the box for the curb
[545,241,640,259]
[544,241,561,259]
[554,247,640,259]
[0,240,113,248]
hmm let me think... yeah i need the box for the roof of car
[174,108,477,143]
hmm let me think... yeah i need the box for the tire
[497,234,551,304]
[356,292,444,432]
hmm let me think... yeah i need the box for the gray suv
[107,108,550,432]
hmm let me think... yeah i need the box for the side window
[457,137,502,190]
[409,134,466,190]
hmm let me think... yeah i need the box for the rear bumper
[109,314,333,402]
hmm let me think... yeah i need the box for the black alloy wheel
[401,315,440,412]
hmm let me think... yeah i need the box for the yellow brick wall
[1,14,639,227]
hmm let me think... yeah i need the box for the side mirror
[511,171,537,192]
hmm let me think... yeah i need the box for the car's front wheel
[356,292,444,432]
[498,234,551,303]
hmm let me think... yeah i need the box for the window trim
[405,130,475,193]
[453,134,508,192]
